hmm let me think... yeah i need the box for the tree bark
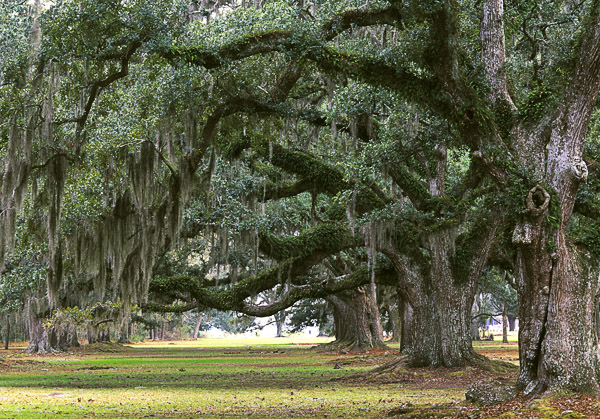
[479,0,600,396]
[26,317,70,353]
[24,295,76,353]
[406,278,478,367]
[327,287,387,351]
[502,303,508,344]
[399,295,412,353]
[66,324,80,348]
[4,315,9,350]
[512,29,600,393]
[88,325,96,344]
[385,224,497,367]
[516,231,600,395]
[508,316,516,332]
[274,310,286,337]
[192,313,203,339]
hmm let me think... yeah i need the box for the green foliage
[0,248,45,313]
[479,267,518,318]
[518,82,558,123]
[286,299,332,335]
[41,0,186,61]
[0,0,31,87]
[260,223,352,261]
[186,2,302,50]
[2,0,599,357]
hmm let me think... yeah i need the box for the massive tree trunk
[383,215,499,367]
[477,0,600,395]
[515,221,600,394]
[510,15,600,394]
[327,286,386,351]
[388,232,480,367]
[408,283,477,367]
[398,295,412,353]
[24,295,77,353]
[26,316,74,353]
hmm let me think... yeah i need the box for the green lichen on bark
[259,223,355,261]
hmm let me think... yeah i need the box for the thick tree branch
[564,0,600,117]
[163,35,445,115]
[452,204,504,286]
[239,266,375,317]
[53,40,142,145]
[259,223,357,261]
[320,6,403,41]
[388,165,431,209]
[480,0,515,107]
[262,179,314,201]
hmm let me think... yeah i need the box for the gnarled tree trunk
[327,285,386,351]
[515,224,600,394]
[398,233,480,367]
[407,282,478,367]
[478,0,600,396]
[26,316,73,353]
[384,221,498,368]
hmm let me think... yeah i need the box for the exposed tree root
[344,352,517,385]
[367,352,515,375]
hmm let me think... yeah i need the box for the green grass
[0,338,464,418]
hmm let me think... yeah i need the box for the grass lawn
[0,336,597,418]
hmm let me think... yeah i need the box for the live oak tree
[169,0,600,394]
[4,0,600,399]
[0,0,208,351]
[156,0,507,369]
[0,0,521,364]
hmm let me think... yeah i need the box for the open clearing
[0,337,598,418]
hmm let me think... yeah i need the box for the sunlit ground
[0,331,585,419]
[0,336,462,418]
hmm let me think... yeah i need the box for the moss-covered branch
[163,4,403,65]
[320,5,403,41]
[162,32,446,114]
[262,179,313,201]
[388,165,431,209]
[239,263,397,317]
[150,224,356,312]
[149,260,397,317]
[259,223,357,261]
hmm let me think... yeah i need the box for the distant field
[128,335,335,348]
[0,336,596,418]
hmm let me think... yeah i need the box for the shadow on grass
[0,363,366,391]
